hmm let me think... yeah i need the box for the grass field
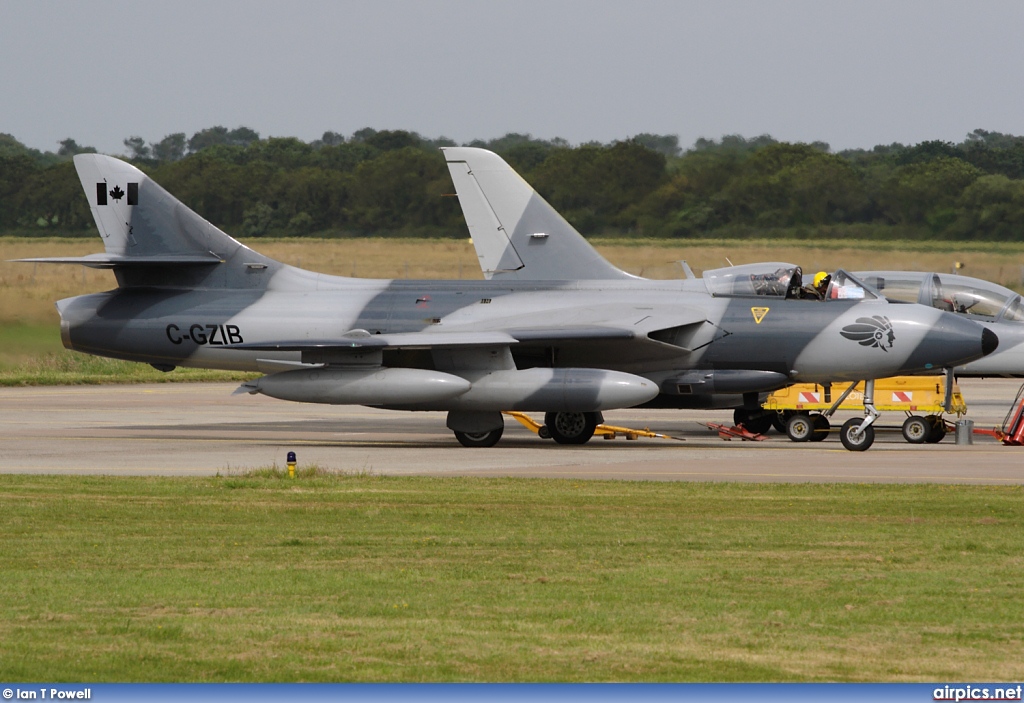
[2,236,1023,383]
[1,472,1021,682]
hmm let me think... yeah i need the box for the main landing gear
[447,410,603,447]
[453,427,504,448]
[544,411,601,445]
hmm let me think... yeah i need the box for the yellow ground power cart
[763,376,966,444]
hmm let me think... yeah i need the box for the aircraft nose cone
[901,313,996,373]
[982,327,999,357]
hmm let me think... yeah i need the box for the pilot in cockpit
[810,271,832,299]
[787,269,832,300]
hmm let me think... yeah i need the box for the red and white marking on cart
[799,391,821,404]
[891,391,913,403]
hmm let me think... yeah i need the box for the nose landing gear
[838,378,880,451]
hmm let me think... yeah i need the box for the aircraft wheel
[840,418,875,451]
[544,411,598,445]
[924,415,947,443]
[454,426,503,448]
[733,407,773,435]
[902,415,930,444]
[786,413,815,442]
[809,414,830,442]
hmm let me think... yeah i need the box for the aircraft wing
[227,326,640,352]
[228,330,519,351]
[506,326,637,343]
[226,307,708,373]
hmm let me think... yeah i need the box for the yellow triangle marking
[751,307,770,324]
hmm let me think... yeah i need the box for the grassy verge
[1,474,1021,682]
[0,323,253,385]
[0,354,255,386]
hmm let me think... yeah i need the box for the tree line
[2,127,1024,241]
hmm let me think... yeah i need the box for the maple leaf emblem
[840,315,896,352]
[109,185,125,201]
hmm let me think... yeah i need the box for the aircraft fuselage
[57,270,994,399]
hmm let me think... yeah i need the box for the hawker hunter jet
[16,152,996,450]
[440,147,1003,448]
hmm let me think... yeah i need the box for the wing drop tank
[241,366,658,412]
[240,367,472,405]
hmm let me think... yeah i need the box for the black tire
[902,415,930,444]
[454,426,503,448]
[809,414,830,442]
[925,415,947,443]
[840,418,875,451]
[733,407,773,435]
[771,411,789,434]
[544,411,598,445]
[786,413,814,442]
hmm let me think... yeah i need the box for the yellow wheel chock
[503,411,684,442]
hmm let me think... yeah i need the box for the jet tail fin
[442,147,636,281]
[69,154,281,287]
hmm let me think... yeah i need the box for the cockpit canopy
[703,263,878,301]
[702,262,798,297]
[820,269,878,300]
[857,271,1024,323]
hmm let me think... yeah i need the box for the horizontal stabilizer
[12,253,224,269]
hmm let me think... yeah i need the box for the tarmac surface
[1,378,1022,484]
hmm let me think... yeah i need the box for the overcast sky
[3,0,1024,156]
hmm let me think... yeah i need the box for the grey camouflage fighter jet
[17,152,997,450]
[440,147,1005,448]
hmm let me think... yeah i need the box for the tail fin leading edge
[442,147,634,281]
